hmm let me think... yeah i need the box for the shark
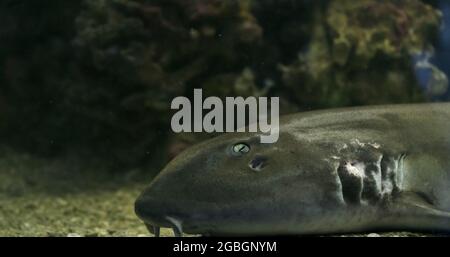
[135,103,450,236]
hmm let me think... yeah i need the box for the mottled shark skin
[135,103,450,236]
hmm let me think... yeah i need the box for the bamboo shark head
[135,131,349,236]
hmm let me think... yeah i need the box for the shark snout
[135,192,187,236]
[134,195,166,224]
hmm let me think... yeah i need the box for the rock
[67,233,83,237]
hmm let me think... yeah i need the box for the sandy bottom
[0,149,440,237]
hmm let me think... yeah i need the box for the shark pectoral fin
[393,191,450,232]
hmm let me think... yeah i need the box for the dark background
[0,0,449,173]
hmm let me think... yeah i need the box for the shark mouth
[144,216,183,237]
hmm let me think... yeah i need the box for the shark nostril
[166,216,184,237]
[144,223,161,237]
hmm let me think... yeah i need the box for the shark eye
[232,143,250,155]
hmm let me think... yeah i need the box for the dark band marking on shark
[135,103,450,236]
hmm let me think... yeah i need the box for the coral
[280,0,441,108]
[0,0,443,170]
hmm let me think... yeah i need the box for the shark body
[135,103,450,236]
